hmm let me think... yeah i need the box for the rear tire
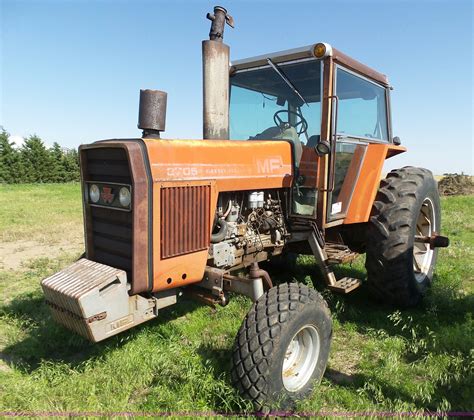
[231,283,332,410]
[365,167,441,307]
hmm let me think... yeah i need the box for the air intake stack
[202,6,234,140]
[138,89,167,138]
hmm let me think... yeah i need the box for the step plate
[328,277,361,294]
[325,245,359,265]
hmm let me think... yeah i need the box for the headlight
[119,187,131,207]
[89,184,100,203]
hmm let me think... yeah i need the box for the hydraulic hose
[211,218,228,243]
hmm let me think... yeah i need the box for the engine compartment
[208,190,289,270]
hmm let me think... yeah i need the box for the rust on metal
[316,56,334,228]
[160,184,211,259]
[206,6,234,42]
[327,277,361,294]
[414,233,450,249]
[202,40,230,139]
[248,262,273,290]
[138,89,167,138]
[79,140,152,294]
[86,311,107,323]
[325,243,359,265]
[332,47,389,86]
[184,287,220,307]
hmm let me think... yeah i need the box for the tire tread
[365,166,439,306]
[231,283,329,406]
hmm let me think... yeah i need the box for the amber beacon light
[313,42,330,58]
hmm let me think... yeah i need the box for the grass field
[0,184,473,414]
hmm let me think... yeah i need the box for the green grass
[0,183,83,242]
[0,184,472,414]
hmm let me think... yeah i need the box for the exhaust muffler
[202,6,234,140]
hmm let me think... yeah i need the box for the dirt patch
[0,238,84,271]
[438,174,474,196]
[326,331,363,384]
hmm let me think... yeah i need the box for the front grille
[83,147,133,279]
[161,185,211,259]
[91,206,133,274]
[84,148,132,184]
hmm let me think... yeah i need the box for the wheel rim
[413,197,436,283]
[282,325,320,392]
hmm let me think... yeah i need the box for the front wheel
[365,167,441,307]
[231,283,332,410]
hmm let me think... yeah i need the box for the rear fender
[343,144,406,224]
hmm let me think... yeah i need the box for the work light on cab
[119,187,131,207]
[315,139,331,156]
[89,184,100,203]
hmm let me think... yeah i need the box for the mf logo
[256,156,283,174]
[101,186,115,203]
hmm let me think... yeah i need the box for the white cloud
[8,135,25,148]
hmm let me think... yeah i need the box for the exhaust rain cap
[206,6,234,41]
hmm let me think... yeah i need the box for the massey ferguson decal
[101,186,115,203]
[151,156,290,180]
[256,156,284,174]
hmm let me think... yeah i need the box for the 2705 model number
[166,167,199,177]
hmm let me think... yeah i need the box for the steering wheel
[273,110,308,136]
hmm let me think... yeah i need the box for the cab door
[326,66,390,223]
[289,60,324,219]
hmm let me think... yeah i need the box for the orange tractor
[41,6,449,408]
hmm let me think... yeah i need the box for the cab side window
[336,68,389,141]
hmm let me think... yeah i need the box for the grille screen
[84,148,131,184]
[161,185,211,259]
[83,148,133,278]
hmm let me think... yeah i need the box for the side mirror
[393,136,401,145]
[315,139,330,156]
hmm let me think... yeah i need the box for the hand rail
[324,95,339,193]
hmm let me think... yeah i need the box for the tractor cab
[230,43,395,224]
[230,56,322,163]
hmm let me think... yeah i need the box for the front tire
[365,167,441,307]
[231,283,332,409]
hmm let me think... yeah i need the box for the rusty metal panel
[80,140,152,294]
[202,40,230,139]
[160,185,211,259]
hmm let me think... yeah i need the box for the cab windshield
[230,60,322,146]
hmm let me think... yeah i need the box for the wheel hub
[282,325,320,392]
[413,197,436,282]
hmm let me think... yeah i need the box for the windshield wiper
[266,58,309,107]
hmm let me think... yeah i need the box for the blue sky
[1,0,472,174]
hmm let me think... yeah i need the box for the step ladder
[307,223,362,294]
[325,243,359,265]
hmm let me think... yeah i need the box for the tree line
[0,127,80,183]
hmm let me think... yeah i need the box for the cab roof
[231,43,389,87]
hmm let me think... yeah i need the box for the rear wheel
[365,167,441,307]
[231,283,332,410]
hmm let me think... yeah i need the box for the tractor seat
[306,135,320,148]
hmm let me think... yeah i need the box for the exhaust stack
[138,89,167,138]
[202,6,234,140]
